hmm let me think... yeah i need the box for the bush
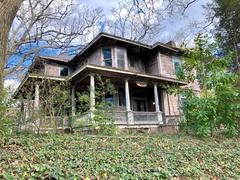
[92,101,117,135]
[179,34,240,137]
[180,91,217,137]
[0,91,13,144]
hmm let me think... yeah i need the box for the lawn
[0,134,240,179]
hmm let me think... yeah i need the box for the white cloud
[4,79,20,93]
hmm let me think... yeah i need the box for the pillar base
[157,111,163,125]
[127,111,134,125]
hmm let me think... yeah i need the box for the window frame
[116,47,126,69]
[173,56,182,75]
[102,47,113,67]
[59,66,69,77]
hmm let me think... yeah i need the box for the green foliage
[76,75,117,135]
[1,134,240,179]
[93,101,117,135]
[0,91,13,144]
[181,90,217,137]
[180,34,240,137]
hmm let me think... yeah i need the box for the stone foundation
[118,125,179,134]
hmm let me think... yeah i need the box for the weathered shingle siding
[45,64,60,76]
[145,54,160,76]
[160,53,176,78]
[163,91,181,116]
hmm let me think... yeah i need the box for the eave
[68,64,188,85]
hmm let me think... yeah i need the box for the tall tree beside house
[0,0,23,90]
[180,34,240,137]
[209,0,240,72]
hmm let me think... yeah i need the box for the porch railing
[132,111,159,125]
[115,111,128,125]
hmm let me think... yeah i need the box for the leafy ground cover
[0,134,240,179]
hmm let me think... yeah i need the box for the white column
[154,83,160,112]
[154,83,163,124]
[34,84,39,110]
[125,79,134,124]
[90,74,95,112]
[71,85,76,116]
[125,79,131,111]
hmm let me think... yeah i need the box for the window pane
[117,49,125,69]
[103,48,112,67]
[173,57,182,75]
[60,67,68,76]
[119,88,126,106]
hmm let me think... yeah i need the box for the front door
[133,98,146,111]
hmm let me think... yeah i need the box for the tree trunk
[0,0,22,90]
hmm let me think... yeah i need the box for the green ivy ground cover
[0,134,240,179]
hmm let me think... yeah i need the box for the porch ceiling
[13,74,66,99]
[68,64,188,86]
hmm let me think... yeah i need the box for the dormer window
[60,67,69,76]
[102,48,112,67]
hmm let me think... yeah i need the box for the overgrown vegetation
[17,80,71,134]
[0,91,14,145]
[179,35,240,137]
[75,75,117,135]
[1,134,240,179]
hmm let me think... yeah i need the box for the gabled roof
[71,32,181,62]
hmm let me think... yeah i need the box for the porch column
[34,84,39,110]
[154,83,160,112]
[34,84,40,132]
[125,79,134,124]
[90,74,95,118]
[71,84,76,117]
[154,83,163,124]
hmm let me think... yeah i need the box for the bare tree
[106,0,163,43]
[5,0,103,78]
[106,0,201,43]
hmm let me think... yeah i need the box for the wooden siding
[45,64,60,76]
[145,54,160,76]
[87,48,102,66]
[163,91,180,116]
[160,53,176,78]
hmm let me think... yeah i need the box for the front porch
[71,68,184,126]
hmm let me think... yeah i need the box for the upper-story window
[116,48,125,69]
[60,67,69,76]
[173,57,182,76]
[102,48,112,67]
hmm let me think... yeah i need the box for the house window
[173,57,182,75]
[129,56,135,67]
[60,67,69,76]
[118,88,126,106]
[102,48,112,67]
[105,95,114,106]
[117,48,125,69]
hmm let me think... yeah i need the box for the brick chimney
[166,41,176,48]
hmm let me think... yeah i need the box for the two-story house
[14,33,195,129]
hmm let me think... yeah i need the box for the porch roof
[13,74,66,99]
[68,64,188,85]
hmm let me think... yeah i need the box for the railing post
[71,84,76,117]
[154,83,163,124]
[125,79,134,124]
